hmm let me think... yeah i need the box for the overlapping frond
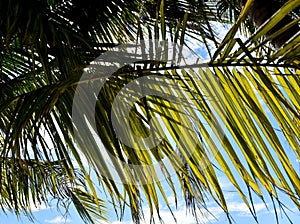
[0,0,299,223]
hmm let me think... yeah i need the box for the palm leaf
[1,0,300,224]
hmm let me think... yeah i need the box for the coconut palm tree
[0,0,299,223]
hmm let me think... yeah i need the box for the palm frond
[1,0,300,224]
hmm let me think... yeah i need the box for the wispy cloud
[111,205,221,224]
[30,202,49,212]
[111,189,270,224]
[45,216,71,224]
[228,201,267,217]
[112,221,133,224]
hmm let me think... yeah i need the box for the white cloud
[142,206,215,224]
[45,216,71,224]
[218,176,235,190]
[166,195,179,208]
[227,201,267,217]
[111,190,270,224]
[112,221,133,224]
[112,198,221,224]
[211,22,231,42]
[2,193,51,213]
[30,202,49,212]
[110,174,269,224]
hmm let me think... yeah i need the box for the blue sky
[2,167,300,224]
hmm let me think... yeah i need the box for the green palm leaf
[1,0,300,223]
